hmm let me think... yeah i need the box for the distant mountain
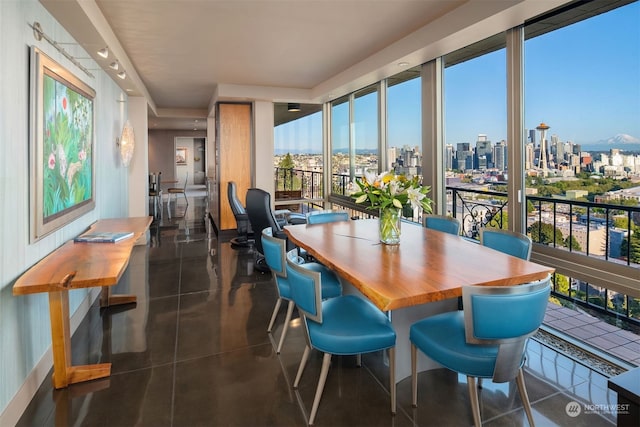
[582,134,640,152]
[597,134,640,145]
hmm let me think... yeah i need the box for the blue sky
[275,1,639,153]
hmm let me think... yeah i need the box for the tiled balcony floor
[544,302,640,368]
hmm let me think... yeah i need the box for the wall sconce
[287,103,301,112]
[118,120,135,167]
[109,61,119,70]
[117,70,126,80]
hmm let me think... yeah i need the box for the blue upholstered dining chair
[261,228,342,354]
[286,249,397,425]
[306,210,349,225]
[480,228,533,260]
[422,214,461,235]
[409,274,551,427]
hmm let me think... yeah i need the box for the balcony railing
[445,185,640,327]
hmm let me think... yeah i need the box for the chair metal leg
[389,347,396,414]
[267,298,281,332]
[467,376,482,427]
[411,343,418,407]
[294,345,311,388]
[276,300,295,354]
[309,353,332,425]
[516,368,535,426]
[356,354,362,367]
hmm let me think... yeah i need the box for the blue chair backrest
[306,211,349,225]
[480,228,532,260]
[463,275,551,344]
[262,227,286,277]
[423,215,461,235]
[286,249,323,323]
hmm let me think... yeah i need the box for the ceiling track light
[97,47,109,58]
[109,61,119,70]
[117,70,126,80]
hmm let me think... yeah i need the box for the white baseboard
[0,288,101,426]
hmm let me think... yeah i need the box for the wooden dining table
[284,218,555,381]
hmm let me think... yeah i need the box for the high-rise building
[445,144,454,170]
[475,135,493,170]
[493,140,507,171]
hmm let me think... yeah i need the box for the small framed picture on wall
[176,147,187,165]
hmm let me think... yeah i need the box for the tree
[553,274,570,296]
[564,235,582,251]
[621,229,640,263]
[528,221,562,245]
[278,153,295,169]
[276,153,301,190]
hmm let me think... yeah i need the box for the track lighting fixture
[97,47,109,58]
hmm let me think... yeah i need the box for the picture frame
[176,147,187,165]
[30,47,96,242]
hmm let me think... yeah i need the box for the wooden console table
[13,217,152,389]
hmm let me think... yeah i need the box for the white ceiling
[38,0,568,131]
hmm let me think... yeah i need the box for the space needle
[536,122,550,177]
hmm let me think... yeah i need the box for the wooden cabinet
[216,103,252,231]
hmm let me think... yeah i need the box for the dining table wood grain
[284,218,554,312]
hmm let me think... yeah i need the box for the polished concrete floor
[17,198,624,426]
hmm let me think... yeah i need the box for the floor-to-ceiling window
[353,84,380,176]
[443,34,508,233]
[523,0,640,343]
[387,67,421,175]
[273,103,323,208]
[330,95,350,195]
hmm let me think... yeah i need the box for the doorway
[174,137,207,186]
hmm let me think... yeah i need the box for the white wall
[253,101,275,195]
[0,1,130,421]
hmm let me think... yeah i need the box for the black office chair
[245,188,294,272]
[227,181,254,248]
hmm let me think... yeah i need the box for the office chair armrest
[286,213,307,225]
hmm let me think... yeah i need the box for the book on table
[73,231,134,243]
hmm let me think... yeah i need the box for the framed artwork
[176,147,187,165]
[29,47,96,242]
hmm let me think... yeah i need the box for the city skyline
[275,1,639,155]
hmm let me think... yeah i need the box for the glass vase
[379,207,401,245]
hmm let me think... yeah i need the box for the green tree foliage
[278,153,295,169]
[564,235,582,251]
[553,274,570,296]
[276,153,301,191]
[528,221,562,245]
[621,229,640,263]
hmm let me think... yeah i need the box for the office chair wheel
[230,236,254,248]
[254,256,270,273]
